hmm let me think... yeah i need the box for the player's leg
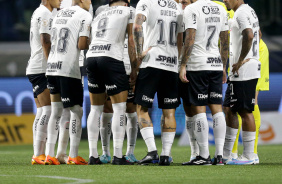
[125,101,138,163]
[56,108,70,164]
[33,98,42,155]
[231,115,241,159]
[134,67,160,164]
[100,99,113,163]
[208,71,226,165]
[253,91,260,163]
[44,76,63,165]
[182,71,211,166]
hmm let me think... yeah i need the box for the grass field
[0,138,282,184]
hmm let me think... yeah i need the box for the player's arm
[177,33,183,58]
[40,33,51,60]
[78,13,92,50]
[219,30,229,84]
[127,23,138,86]
[133,14,146,62]
[78,36,89,50]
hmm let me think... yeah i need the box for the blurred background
[0,0,281,146]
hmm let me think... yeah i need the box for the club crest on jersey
[167,0,177,10]
[202,6,210,15]
[158,0,167,7]
[210,6,220,15]
[57,10,76,18]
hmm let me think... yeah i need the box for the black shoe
[212,155,224,166]
[88,156,102,165]
[159,156,170,166]
[112,156,134,165]
[138,151,159,164]
[182,156,212,166]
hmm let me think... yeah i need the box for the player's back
[47,6,92,79]
[87,6,133,61]
[184,1,228,71]
[27,5,53,75]
[136,0,183,73]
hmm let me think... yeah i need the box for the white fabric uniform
[86,6,134,62]
[229,4,260,81]
[183,0,229,71]
[95,5,135,75]
[26,5,53,75]
[46,6,92,79]
[136,0,184,73]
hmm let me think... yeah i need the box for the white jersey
[26,5,53,75]
[136,0,184,73]
[94,5,135,75]
[183,0,229,71]
[229,4,260,81]
[86,6,134,62]
[46,6,92,79]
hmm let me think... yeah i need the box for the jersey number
[206,26,216,51]
[157,19,178,46]
[96,18,108,38]
[57,28,70,53]
[252,31,258,57]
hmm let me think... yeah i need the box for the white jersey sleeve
[184,6,198,30]
[79,14,92,37]
[39,10,53,35]
[135,0,152,18]
[221,9,229,31]
[236,11,252,33]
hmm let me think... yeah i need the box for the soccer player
[28,0,61,165]
[230,32,269,164]
[44,0,92,165]
[222,0,261,165]
[93,2,138,164]
[134,0,184,166]
[179,0,229,165]
[86,0,137,165]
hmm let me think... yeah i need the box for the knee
[70,105,83,118]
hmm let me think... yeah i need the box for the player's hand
[129,69,138,87]
[232,58,250,76]
[179,65,189,83]
[141,47,152,60]
[222,70,227,84]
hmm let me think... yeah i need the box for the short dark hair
[109,0,130,6]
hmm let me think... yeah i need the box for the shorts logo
[72,119,76,134]
[88,81,99,88]
[106,85,117,90]
[142,95,154,103]
[156,55,177,67]
[33,85,39,92]
[47,85,54,90]
[62,98,70,103]
[252,98,255,104]
[198,94,208,100]
[210,92,222,99]
[164,98,178,104]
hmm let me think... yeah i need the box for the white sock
[140,127,157,152]
[33,107,42,155]
[161,132,175,156]
[87,105,103,158]
[69,105,83,158]
[112,102,126,158]
[56,108,70,157]
[35,105,51,156]
[100,113,112,156]
[212,112,226,157]
[223,126,238,158]
[193,113,209,159]
[126,112,138,155]
[46,102,63,157]
[186,115,199,156]
[242,131,256,159]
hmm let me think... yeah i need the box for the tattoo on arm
[138,118,153,129]
[181,28,196,66]
[127,24,138,71]
[41,33,51,60]
[239,28,253,63]
[133,14,146,58]
[219,31,229,69]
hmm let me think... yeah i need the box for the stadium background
[0,0,281,146]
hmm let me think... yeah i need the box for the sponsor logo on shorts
[206,57,222,67]
[142,95,154,103]
[164,98,178,104]
[90,44,112,53]
[210,92,222,99]
[106,85,117,90]
[33,85,39,92]
[88,81,99,88]
[156,55,177,67]
[230,99,237,102]
[47,85,54,90]
[252,98,255,104]
[72,119,76,134]
[61,98,70,103]
[198,94,208,100]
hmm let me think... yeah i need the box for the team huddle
[28,0,269,166]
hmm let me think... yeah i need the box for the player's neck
[42,2,54,12]
[233,2,244,12]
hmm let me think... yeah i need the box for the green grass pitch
[0,138,282,184]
